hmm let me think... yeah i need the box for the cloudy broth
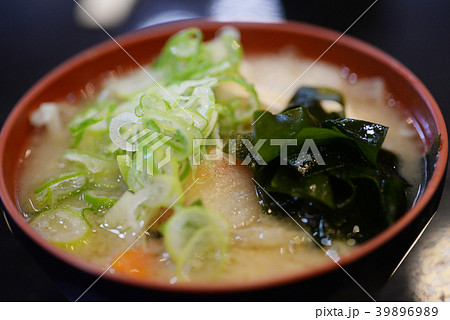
[17,51,425,283]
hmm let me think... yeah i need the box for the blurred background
[0,0,449,301]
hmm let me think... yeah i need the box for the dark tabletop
[1,0,449,301]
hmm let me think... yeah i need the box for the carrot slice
[112,248,157,279]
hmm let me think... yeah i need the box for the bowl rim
[0,19,448,293]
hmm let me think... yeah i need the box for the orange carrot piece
[112,248,157,279]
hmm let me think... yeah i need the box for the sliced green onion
[161,206,229,279]
[135,93,168,117]
[68,101,116,135]
[34,172,88,208]
[30,208,89,247]
[62,151,114,174]
[109,112,141,152]
[34,171,86,193]
[84,190,119,209]
[217,75,259,121]
[104,174,182,231]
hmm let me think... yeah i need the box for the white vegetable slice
[30,209,89,245]
[184,158,260,229]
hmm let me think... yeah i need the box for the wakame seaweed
[230,87,410,245]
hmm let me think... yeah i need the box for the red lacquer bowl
[0,20,447,298]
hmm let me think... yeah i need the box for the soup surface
[17,29,424,283]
